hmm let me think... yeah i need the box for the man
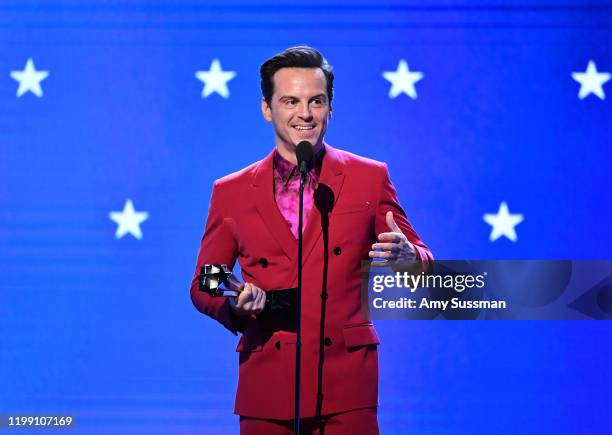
[190,46,432,434]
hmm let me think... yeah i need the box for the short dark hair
[260,45,334,109]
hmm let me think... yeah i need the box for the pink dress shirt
[273,150,322,239]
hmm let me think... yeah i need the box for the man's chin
[278,136,323,152]
[290,135,322,147]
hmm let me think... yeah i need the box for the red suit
[190,144,432,420]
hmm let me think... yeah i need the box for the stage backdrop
[1,1,611,434]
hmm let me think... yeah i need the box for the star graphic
[571,60,611,100]
[195,59,236,98]
[10,58,49,98]
[382,60,424,99]
[109,199,149,240]
[483,202,524,242]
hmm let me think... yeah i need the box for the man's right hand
[229,283,266,316]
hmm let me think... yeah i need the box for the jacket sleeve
[190,180,247,335]
[375,163,433,264]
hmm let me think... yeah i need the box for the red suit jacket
[190,144,432,420]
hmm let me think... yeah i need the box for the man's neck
[276,141,324,166]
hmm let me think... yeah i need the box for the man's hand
[369,211,417,266]
[229,283,266,316]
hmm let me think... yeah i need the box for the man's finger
[369,250,393,259]
[257,291,267,312]
[378,232,403,242]
[386,211,402,233]
[251,290,265,314]
[237,283,254,308]
[372,243,399,251]
[253,287,264,306]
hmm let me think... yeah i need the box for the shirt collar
[273,145,325,184]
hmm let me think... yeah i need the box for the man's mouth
[293,125,315,131]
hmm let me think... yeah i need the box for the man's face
[262,67,331,154]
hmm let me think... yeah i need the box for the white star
[571,60,611,100]
[109,199,149,240]
[383,60,423,99]
[195,59,236,98]
[483,202,524,242]
[10,58,49,98]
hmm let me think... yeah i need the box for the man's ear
[262,98,272,122]
[328,110,332,120]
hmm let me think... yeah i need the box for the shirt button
[324,337,333,347]
[320,292,328,300]
[259,257,269,268]
[275,341,281,350]
[333,246,342,256]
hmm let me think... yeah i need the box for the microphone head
[296,141,314,173]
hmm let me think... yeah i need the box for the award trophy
[198,264,297,313]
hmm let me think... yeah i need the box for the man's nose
[298,103,313,120]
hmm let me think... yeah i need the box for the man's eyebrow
[278,94,327,101]
[309,94,327,100]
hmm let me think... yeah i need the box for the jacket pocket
[332,201,371,216]
[235,336,264,352]
[342,321,380,349]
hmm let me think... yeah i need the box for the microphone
[296,141,314,174]
[293,140,314,434]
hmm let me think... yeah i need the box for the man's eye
[285,100,296,106]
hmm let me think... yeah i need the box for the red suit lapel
[249,144,346,265]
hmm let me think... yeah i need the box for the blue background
[1,1,611,433]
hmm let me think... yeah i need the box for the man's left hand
[369,211,417,265]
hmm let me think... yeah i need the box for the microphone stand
[294,162,307,435]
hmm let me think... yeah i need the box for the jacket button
[333,246,342,256]
[324,337,332,346]
[275,341,281,350]
[259,257,268,268]
[320,292,328,300]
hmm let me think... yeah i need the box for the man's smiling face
[262,67,331,161]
